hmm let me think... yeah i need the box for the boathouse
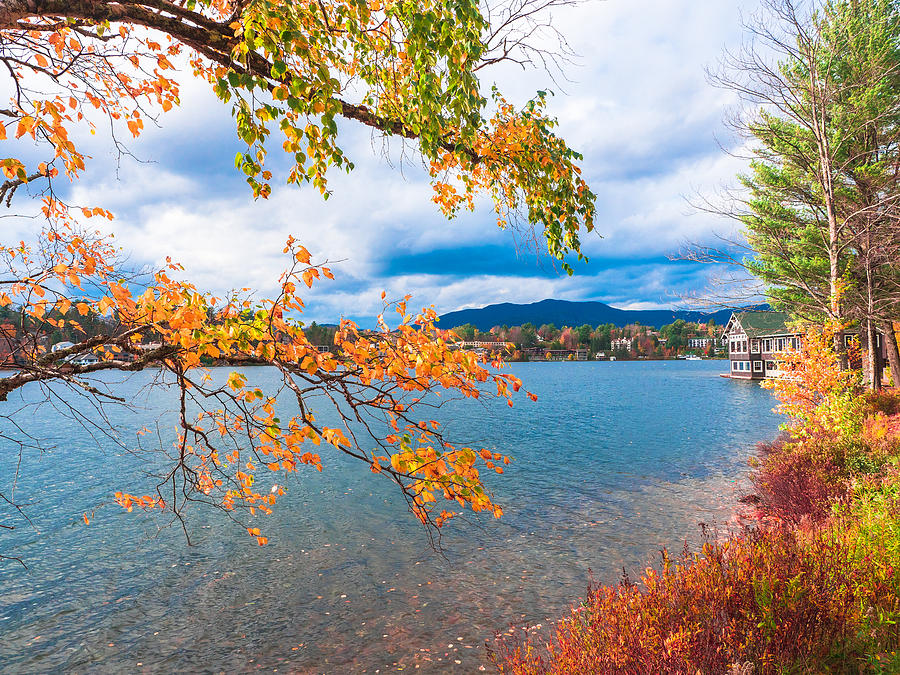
[722,310,799,380]
[723,310,892,380]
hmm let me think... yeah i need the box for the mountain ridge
[438,299,760,331]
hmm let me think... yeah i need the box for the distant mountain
[438,299,762,331]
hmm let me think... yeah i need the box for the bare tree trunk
[883,321,900,388]
[815,44,847,365]
[866,254,879,390]
[866,318,881,391]
[826,189,849,366]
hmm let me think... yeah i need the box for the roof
[724,310,794,338]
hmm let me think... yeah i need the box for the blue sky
[8,0,761,326]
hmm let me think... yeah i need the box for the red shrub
[749,436,848,525]
[490,526,869,674]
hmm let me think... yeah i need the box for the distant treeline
[450,318,723,359]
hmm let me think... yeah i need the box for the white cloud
[5,0,765,323]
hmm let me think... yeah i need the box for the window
[753,361,762,372]
[766,361,776,371]
[732,361,738,371]
[750,339,759,352]
[744,361,751,371]
[731,337,748,353]
[775,338,785,352]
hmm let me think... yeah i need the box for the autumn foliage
[761,322,865,439]
[0,223,532,544]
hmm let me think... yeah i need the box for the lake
[0,361,781,673]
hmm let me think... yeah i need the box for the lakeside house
[723,310,800,379]
[724,310,891,380]
[51,340,111,366]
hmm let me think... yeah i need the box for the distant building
[453,341,511,351]
[611,337,632,351]
[687,337,716,349]
[52,340,100,367]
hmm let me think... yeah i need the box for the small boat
[684,355,702,361]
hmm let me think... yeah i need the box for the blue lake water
[0,361,780,673]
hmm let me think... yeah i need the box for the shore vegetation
[492,324,900,674]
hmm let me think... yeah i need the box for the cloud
[6,0,764,326]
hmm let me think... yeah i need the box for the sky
[10,0,763,326]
